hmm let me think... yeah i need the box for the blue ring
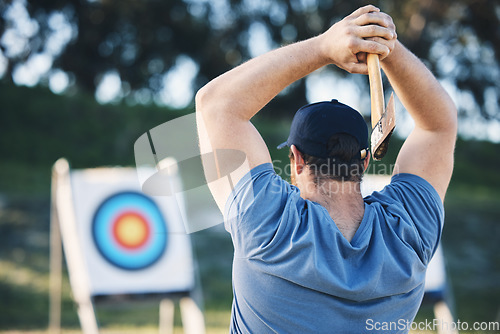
[92,191,168,270]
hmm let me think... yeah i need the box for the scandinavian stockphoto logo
[133,113,398,233]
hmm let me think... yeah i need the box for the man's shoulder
[225,163,292,207]
[224,163,300,228]
[364,172,445,264]
[224,163,307,256]
[366,173,442,205]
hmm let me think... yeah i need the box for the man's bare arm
[381,42,457,201]
[196,5,397,211]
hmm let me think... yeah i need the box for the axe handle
[367,54,385,129]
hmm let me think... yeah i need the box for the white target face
[69,168,194,296]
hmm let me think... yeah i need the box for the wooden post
[49,165,62,334]
[434,301,459,334]
[180,297,205,334]
[159,299,175,334]
[52,158,99,334]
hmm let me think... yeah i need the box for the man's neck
[303,180,365,242]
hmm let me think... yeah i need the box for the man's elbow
[195,85,210,116]
[195,83,226,123]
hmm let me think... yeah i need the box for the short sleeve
[367,173,445,263]
[224,163,300,258]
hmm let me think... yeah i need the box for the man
[196,5,456,333]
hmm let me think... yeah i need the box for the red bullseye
[112,212,150,250]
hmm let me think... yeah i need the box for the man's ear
[363,151,371,172]
[290,145,305,174]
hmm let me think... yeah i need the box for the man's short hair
[290,133,365,183]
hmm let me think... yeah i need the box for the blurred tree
[0,0,498,120]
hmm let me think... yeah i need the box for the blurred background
[0,0,499,332]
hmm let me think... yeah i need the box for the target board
[68,167,194,296]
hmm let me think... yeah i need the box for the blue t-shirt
[224,163,444,334]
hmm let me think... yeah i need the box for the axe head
[371,93,396,161]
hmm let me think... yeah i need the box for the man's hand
[318,5,397,74]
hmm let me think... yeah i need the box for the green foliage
[0,0,498,119]
[0,80,189,169]
[451,139,500,191]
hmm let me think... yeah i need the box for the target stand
[49,158,205,334]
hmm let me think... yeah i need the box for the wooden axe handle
[367,54,385,129]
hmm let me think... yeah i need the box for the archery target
[92,191,167,270]
[68,167,195,296]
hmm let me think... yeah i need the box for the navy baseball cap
[277,99,369,159]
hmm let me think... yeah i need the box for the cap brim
[277,141,288,150]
